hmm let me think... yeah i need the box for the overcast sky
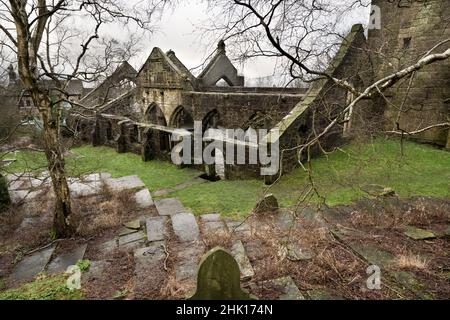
[130,1,372,84]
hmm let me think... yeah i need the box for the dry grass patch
[73,183,138,237]
[395,254,429,270]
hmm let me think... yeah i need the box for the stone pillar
[116,124,127,154]
[0,173,11,213]
[141,129,155,161]
[91,117,101,147]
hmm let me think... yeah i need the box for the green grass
[6,145,200,191]
[5,139,450,218]
[0,274,83,300]
[169,139,450,217]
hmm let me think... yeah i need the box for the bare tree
[200,0,450,202]
[0,0,169,237]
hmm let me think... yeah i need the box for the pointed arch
[145,102,166,126]
[169,105,194,130]
[202,109,221,134]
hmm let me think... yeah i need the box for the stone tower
[368,0,450,148]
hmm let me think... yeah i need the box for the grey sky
[130,1,372,83]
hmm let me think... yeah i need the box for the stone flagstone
[200,214,226,233]
[10,244,56,282]
[268,277,305,300]
[146,216,167,242]
[47,244,87,274]
[226,220,252,237]
[230,240,254,281]
[134,242,166,262]
[155,198,189,216]
[190,247,254,300]
[105,175,145,192]
[69,180,103,198]
[118,231,146,247]
[134,188,154,209]
[172,212,200,242]
[133,241,168,299]
[403,226,436,240]
[124,219,141,230]
[175,243,205,283]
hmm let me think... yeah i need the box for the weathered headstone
[190,247,254,300]
[254,194,278,214]
[0,173,11,212]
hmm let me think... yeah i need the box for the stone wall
[369,0,450,146]
[268,25,373,178]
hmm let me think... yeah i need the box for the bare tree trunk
[31,90,74,237]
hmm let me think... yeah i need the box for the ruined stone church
[4,0,449,182]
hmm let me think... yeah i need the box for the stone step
[226,220,252,237]
[10,244,57,282]
[47,243,87,274]
[171,212,200,243]
[250,276,305,300]
[146,216,167,242]
[118,231,146,249]
[230,240,255,281]
[134,188,154,209]
[105,175,145,192]
[200,213,227,234]
[155,198,190,216]
[174,242,205,283]
[133,241,167,299]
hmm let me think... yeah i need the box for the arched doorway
[145,102,166,126]
[169,106,194,131]
[202,109,221,134]
[144,103,170,153]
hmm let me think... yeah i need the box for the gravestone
[254,194,278,214]
[0,173,11,212]
[190,247,254,300]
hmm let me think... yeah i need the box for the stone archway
[202,109,221,134]
[145,103,170,153]
[169,106,194,130]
